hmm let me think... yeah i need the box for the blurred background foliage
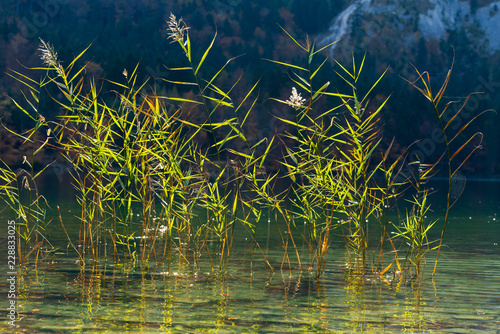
[1,0,498,177]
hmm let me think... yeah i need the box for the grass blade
[196,31,217,75]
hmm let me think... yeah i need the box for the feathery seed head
[167,13,189,45]
[286,87,306,110]
[38,39,59,68]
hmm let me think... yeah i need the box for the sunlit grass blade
[159,96,203,105]
[404,63,433,101]
[9,97,37,121]
[311,81,331,102]
[202,94,233,108]
[292,71,311,89]
[259,134,275,168]
[357,52,366,80]
[165,66,192,71]
[196,31,217,75]
[310,57,328,80]
[201,55,243,95]
[67,43,93,71]
[277,24,308,52]
[263,59,307,72]
[162,79,197,86]
[308,42,315,64]
[312,40,339,56]
[360,68,388,104]
[7,71,40,92]
[205,81,233,102]
[335,60,355,80]
[273,116,309,130]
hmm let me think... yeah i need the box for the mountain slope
[318,0,500,57]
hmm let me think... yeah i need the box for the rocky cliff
[318,0,500,58]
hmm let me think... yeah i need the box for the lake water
[1,180,499,333]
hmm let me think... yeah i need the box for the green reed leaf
[277,24,308,52]
[264,59,307,72]
[240,94,259,128]
[335,60,355,80]
[68,63,89,85]
[9,97,36,121]
[159,96,203,105]
[214,134,239,148]
[361,68,388,104]
[310,57,328,80]
[273,116,309,130]
[186,33,192,62]
[312,39,339,56]
[205,81,232,101]
[236,79,260,112]
[165,66,192,71]
[289,77,310,93]
[202,55,242,95]
[357,52,367,80]
[196,31,217,75]
[311,81,331,102]
[67,43,92,71]
[162,79,197,86]
[202,95,233,108]
[227,149,253,160]
[308,42,315,64]
[285,146,298,165]
[7,71,40,92]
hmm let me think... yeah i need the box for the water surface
[1,180,499,333]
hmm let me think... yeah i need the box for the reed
[163,13,271,271]
[1,58,55,265]
[268,30,406,277]
[0,17,486,281]
[404,61,488,275]
[391,161,436,278]
[266,29,348,275]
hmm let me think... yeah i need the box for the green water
[1,181,499,333]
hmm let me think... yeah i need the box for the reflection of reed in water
[451,172,466,200]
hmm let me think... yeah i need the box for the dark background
[1,0,498,178]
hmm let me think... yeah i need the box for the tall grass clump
[162,13,275,271]
[404,62,488,275]
[2,15,274,271]
[268,30,486,280]
[0,16,487,281]
[268,30,406,277]
[1,51,56,265]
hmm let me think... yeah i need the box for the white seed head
[286,87,306,110]
[38,39,59,68]
[167,13,190,44]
